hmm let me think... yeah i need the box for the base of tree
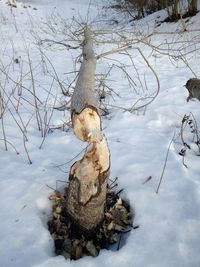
[48,181,136,260]
[163,10,199,23]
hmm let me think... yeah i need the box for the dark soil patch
[162,11,199,23]
[48,181,136,260]
[108,4,123,9]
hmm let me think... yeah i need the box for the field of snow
[0,0,200,267]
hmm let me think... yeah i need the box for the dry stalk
[39,81,58,149]
[156,132,176,194]
[178,113,200,168]
[27,51,43,135]
[0,138,19,154]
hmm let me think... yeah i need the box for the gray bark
[71,28,98,116]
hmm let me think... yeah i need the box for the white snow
[0,0,200,267]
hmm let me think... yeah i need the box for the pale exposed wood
[67,137,110,230]
[72,107,102,143]
[70,137,110,204]
[67,27,110,231]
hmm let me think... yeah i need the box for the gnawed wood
[68,137,110,204]
[66,27,110,231]
[72,107,102,142]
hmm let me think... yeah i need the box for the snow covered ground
[0,0,200,266]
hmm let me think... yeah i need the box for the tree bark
[171,0,180,20]
[66,27,110,231]
[188,0,197,16]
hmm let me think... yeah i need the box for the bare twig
[156,132,176,194]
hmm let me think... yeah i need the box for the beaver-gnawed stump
[48,182,135,260]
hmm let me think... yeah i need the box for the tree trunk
[66,27,110,232]
[171,0,180,20]
[188,0,197,15]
